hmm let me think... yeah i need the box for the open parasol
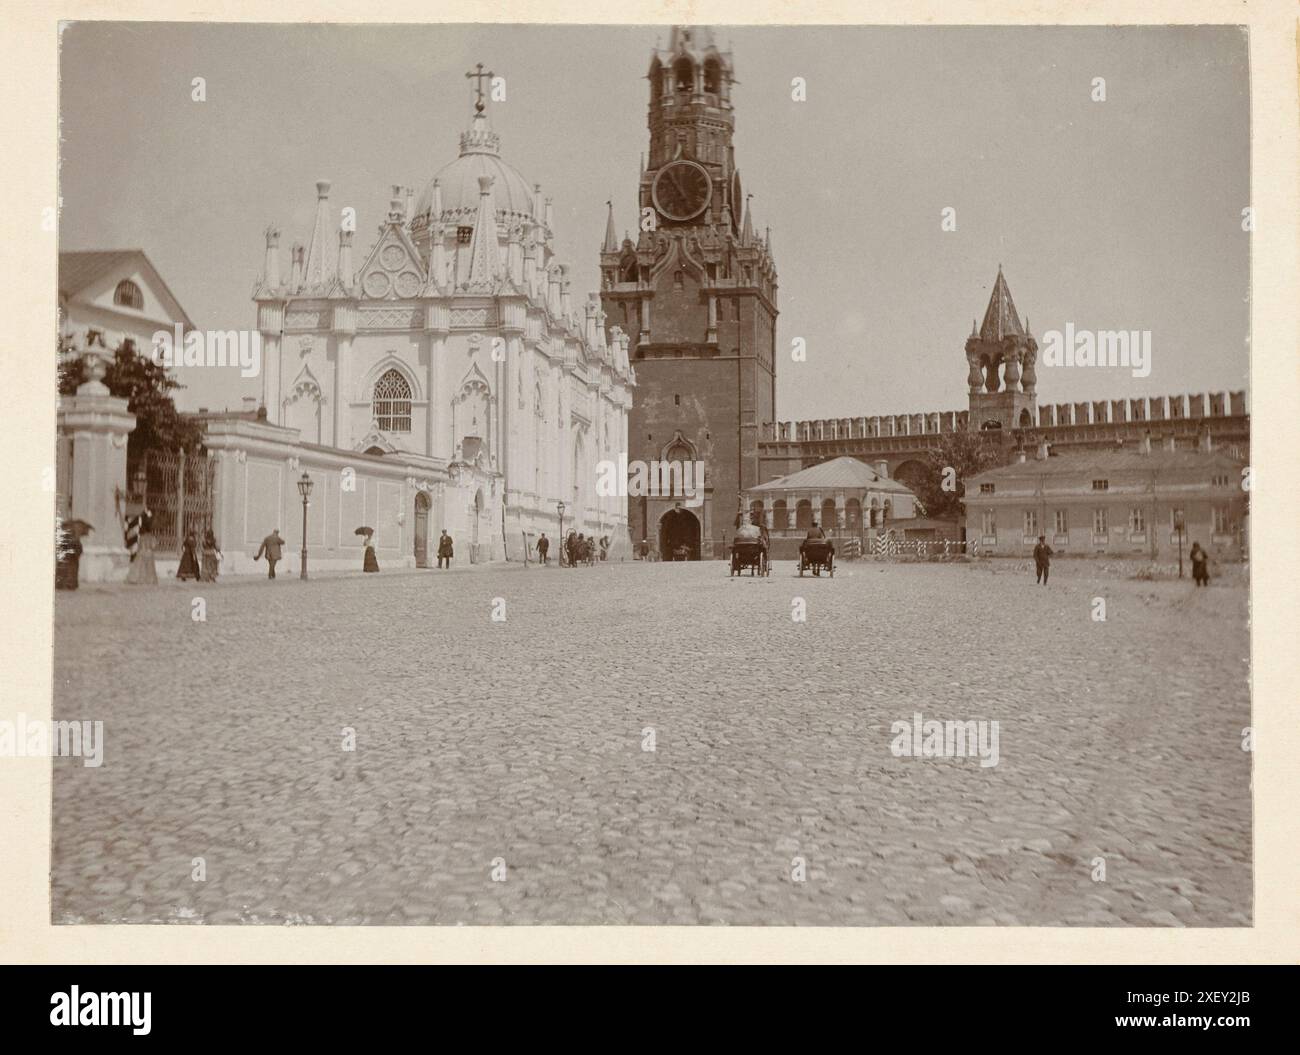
[354,526,374,538]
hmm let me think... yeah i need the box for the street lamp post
[1174,508,1185,578]
[557,500,566,567]
[297,471,313,580]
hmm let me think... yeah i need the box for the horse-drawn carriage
[798,539,834,577]
[729,522,770,577]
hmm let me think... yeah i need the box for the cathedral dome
[411,113,536,228]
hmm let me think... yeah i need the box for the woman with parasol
[356,527,380,573]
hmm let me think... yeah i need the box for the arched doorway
[795,499,813,531]
[659,505,701,561]
[413,491,431,568]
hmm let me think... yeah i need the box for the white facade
[252,105,635,561]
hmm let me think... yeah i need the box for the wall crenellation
[764,390,1246,443]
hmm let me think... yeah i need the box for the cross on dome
[466,63,494,115]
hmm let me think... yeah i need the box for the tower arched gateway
[659,504,702,561]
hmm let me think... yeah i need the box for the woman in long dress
[363,534,380,573]
[200,528,221,582]
[125,512,158,585]
[176,530,201,581]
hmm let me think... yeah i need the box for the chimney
[404,185,414,222]
[875,461,889,478]
[1139,431,1152,455]
[290,243,304,291]
[560,264,572,317]
[1163,434,1177,452]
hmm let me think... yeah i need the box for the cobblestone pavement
[51,558,1251,926]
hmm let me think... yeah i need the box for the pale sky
[59,23,1250,419]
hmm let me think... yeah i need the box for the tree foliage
[911,429,1010,520]
[59,337,204,465]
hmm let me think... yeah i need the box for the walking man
[1033,534,1053,585]
[536,532,550,565]
[436,530,454,570]
[255,528,285,579]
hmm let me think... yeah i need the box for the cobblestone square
[51,559,1251,926]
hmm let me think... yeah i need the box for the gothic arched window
[114,280,143,310]
[373,369,412,432]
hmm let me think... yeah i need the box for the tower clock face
[652,160,712,222]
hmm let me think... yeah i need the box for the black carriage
[730,538,770,577]
[798,539,834,577]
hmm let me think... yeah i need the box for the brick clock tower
[601,26,778,559]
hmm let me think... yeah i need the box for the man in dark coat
[1033,535,1053,584]
[436,530,453,569]
[536,533,550,565]
[254,529,285,579]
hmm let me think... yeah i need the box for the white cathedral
[251,85,635,561]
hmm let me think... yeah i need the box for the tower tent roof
[979,266,1024,343]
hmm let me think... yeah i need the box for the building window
[979,483,995,494]
[1023,509,1038,537]
[1214,506,1231,534]
[373,369,412,432]
[981,510,996,539]
[1129,508,1145,534]
[114,280,143,310]
[456,226,473,244]
[1212,473,1230,487]
[674,394,681,406]
[1054,509,1068,535]
[1093,508,1108,535]
[1091,479,1109,491]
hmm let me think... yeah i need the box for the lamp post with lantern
[297,471,313,580]
[556,500,566,567]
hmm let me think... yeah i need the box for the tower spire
[740,194,754,245]
[979,266,1024,343]
[603,199,619,253]
[303,179,337,288]
[465,175,500,290]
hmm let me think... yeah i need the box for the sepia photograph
[43,19,1259,931]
